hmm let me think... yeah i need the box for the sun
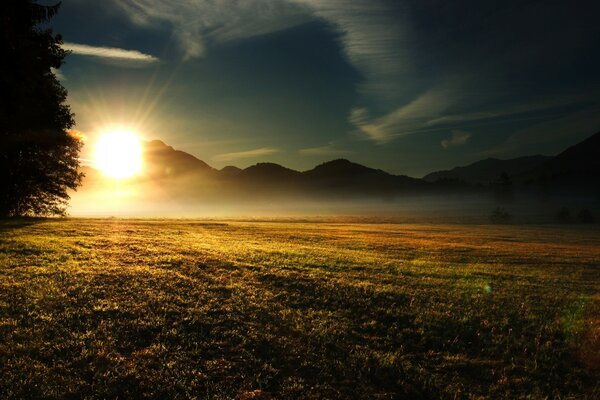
[94,129,143,179]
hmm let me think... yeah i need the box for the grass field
[0,219,599,399]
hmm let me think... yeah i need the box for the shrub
[555,207,571,224]
[490,207,512,224]
[577,209,596,224]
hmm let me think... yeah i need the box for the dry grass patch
[0,219,598,399]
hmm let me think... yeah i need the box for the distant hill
[557,130,600,160]
[422,131,600,196]
[238,162,302,181]
[302,159,428,196]
[509,131,600,197]
[423,155,551,184]
[78,131,600,200]
[219,166,242,177]
[304,159,381,179]
[525,131,600,182]
[143,140,213,178]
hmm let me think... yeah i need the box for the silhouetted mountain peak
[555,131,600,160]
[145,139,173,151]
[240,162,301,180]
[220,165,242,174]
[142,140,213,175]
[304,159,381,178]
[424,155,551,184]
[323,158,351,165]
[528,131,600,182]
[422,130,600,191]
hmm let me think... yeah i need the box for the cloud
[441,130,471,148]
[350,88,451,143]
[110,0,408,98]
[350,84,598,144]
[109,0,416,145]
[213,147,279,162]
[63,42,159,64]
[338,1,600,146]
[294,0,410,100]
[103,0,599,154]
[111,0,310,60]
[486,103,600,157]
[298,142,351,156]
[425,94,596,127]
[426,112,499,127]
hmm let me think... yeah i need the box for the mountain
[528,131,600,181]
[238,162,302,181]
[229,163,304,198]
[423,155,551,184]
[219,166,242,177]
[302,159,428,196]
[556,130,600,161]
[79,143,433,200]
[304,159,382,179]
[79,130,600,201]
[143,140,213,178]
[422,131,600,196]
[512,131,600,197]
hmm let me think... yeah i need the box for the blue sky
[48,0,600,177]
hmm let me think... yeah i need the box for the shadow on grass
[0,217,46,231]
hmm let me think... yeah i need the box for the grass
[0,218,598,399]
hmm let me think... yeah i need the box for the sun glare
[94,129,143,179]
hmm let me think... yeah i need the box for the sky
[46,0,600,177]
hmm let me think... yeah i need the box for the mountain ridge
[80,132,600,199]
[423,155,552,184]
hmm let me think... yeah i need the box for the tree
[493,171,514,203]
[0,0,82,217]
[555,207,571,224]
[490,207,511,224]
[577,209,595,224]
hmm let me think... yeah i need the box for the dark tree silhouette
[490,207,511,224]
[0,0,82,217]
[493,171,514,203]
[555,207,571,224]
[577,209,595,224]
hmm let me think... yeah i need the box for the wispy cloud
[111,0,309,60]
[350,84,598,144]
[350,88,451,143]
[110,0,408,98]
[299,142,351,157]
[486,103,600,157]
[426,112,499,127]
[295,0,410,100]
[426,94,595,127]
[63,42,159,64]
[441,130,471,148]
[213,147,279,162]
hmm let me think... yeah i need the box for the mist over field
[68,132,600,221]
[68,187,599,224]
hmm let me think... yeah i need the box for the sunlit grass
[0,219,598,398]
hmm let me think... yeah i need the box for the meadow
[0,219,598,399]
